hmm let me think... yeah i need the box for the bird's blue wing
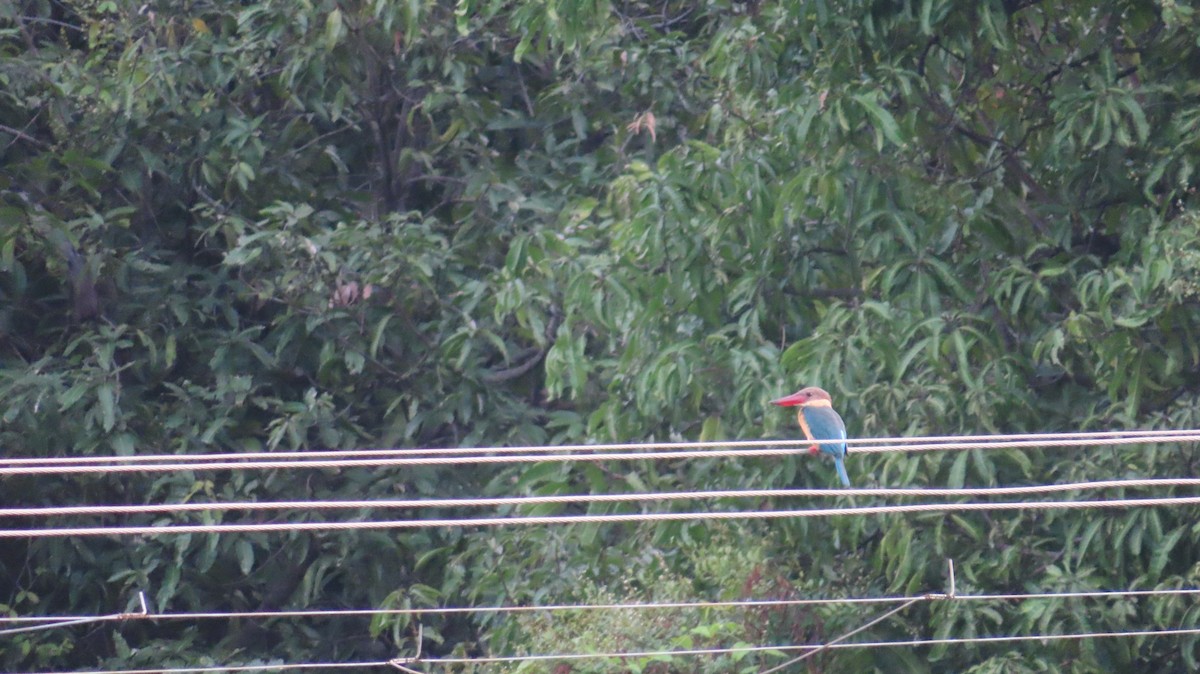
[801,406,846,458]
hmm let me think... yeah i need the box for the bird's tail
[834,457,850,487]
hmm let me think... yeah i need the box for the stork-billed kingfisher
[771,386,850,487]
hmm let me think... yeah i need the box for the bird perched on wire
[771,386,850,487]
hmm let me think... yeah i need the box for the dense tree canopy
[3,0,1200,671]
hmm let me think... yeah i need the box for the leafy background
[3,0,1200,671]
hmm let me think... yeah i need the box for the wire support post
[117,591,150,621]
[388,624,424,673]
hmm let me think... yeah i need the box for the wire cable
[4,495,1200,538]
[0,615,120,637]
[3,431,1199,476]
[0,446,803,475]
[5,428,1197,467]
[4,478,1200,519]
[29,663,391,673]
[30,625,1200,673]
[5,587,1197,624]
[420,623,1200,662]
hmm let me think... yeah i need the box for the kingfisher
[770,386,850,487]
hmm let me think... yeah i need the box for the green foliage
[489,527,804,674]
[5,0,1200,672]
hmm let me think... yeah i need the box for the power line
[0,446,798,475]
[5,428,1196,467]
[4,495,1200,538]
[845,433,1200,454]
[4,587,1197,625]
[420,623,1200,662]
[31,625,1200,673]
[1,593,149,636]
[4,478,1200,519]
[0,615,120,637]
[3,431,1199,476]
[30,663,393,674]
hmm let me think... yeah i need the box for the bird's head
[770,386,833,408]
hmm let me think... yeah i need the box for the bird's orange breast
[796,410,815,442]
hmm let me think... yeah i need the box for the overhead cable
[5,587,1198,624]
[28,625,1200,674]
[4,495,1200,538]
[415,625,1200,665]
[4,478,1200,519]
[5,428,1197,467]
[3,431,1200,476]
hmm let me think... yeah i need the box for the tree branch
[479,311,564,383]
[0,124,48,149]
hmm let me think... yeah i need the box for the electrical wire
[2,430,1198,476]
[5,428,1197,467]
[0,615,121,637]
[4,587,1198,624]
[4,495,1200,538]
[3,478,1200,519]
[0,446,804,475]
[29,625,1200,673]
[416,625,1200,664]
[29,663,392,673]
[2,431,1199,476]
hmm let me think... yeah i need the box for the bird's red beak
[770,392,806,407]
